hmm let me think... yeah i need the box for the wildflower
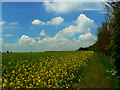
[3,83,6,88]
[12,70,15,73]
[10,82,14,86]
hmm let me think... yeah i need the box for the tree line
[78,0,120,79]
[96,0,120,78]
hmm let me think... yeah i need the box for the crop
[2,51,94,88]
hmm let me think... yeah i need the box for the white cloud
[40,30,46,36]
[55,14,96,38]
[99,11,108,14]
[75,14,94,24]
[19,35,36,45]
[9,22,18,25]
[43,2,80,14]
[43,1,103,14]
[4,34,13,37]
[2,14,97,52]
[3,33,96,52]
[32,19,45,25]
[47,16,64,25]
[32,17,64,25]
[0,21,5,25]
[79,33,96,41]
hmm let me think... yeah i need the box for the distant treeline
[45,51,61,52]
[77,44,96,52]
[1,51,12,53]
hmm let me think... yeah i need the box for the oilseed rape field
[2,51,94,88]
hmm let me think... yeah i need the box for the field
[2,51,119,88]
[2,51,94,88]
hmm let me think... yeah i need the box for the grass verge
[81,52,119,88]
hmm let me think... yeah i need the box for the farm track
[84,53,109,88]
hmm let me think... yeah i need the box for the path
[83,53,109,88]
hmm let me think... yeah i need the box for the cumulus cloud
[3,35,37,52]
[4,34,13,37]
[32,17,64,25]
[47,17,64,25]
[3,33,96,52]
[43,2,80,14]
[9,22,18,25]
[55,14,96,38]
[32,19,45,25]
[40,30,46,36]
[19,35,36,45]
[79,33,96,41]
[43,1,103,14]
[0,21,5,25]
[3,14,97,52]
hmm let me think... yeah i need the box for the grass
[98,53,119,88]
[2,51,119,88]
[0,53,2,89]
[81,52,119,88]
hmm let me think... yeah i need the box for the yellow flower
[38,79,41,82]
[17,81,21,85]
[2,83,6,88]
[79,79,81,82]
[36,82,39,86]
[38,76,40,79]
[4,79,7,83]
[10,82,14,86]
[8,62,11,64]
[29,83,32,86]
[17,86,20,88]
[12,70,15,73]
[44,82,46,85]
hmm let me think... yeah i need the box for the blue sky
[1,1,107,52]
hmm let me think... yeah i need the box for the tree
[104,0,120,76]
[6,51,9,53]
[95,21,111,55]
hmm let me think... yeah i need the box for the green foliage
[104,0,120,77]
[77,44,97,52]
[87,44,96,52]
[95,22,111,56]
[98,53,119,88]
[77,47,89,51]
[111,25,120,70]
[86,0,120,79]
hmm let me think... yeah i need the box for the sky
[1,1,107,52]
